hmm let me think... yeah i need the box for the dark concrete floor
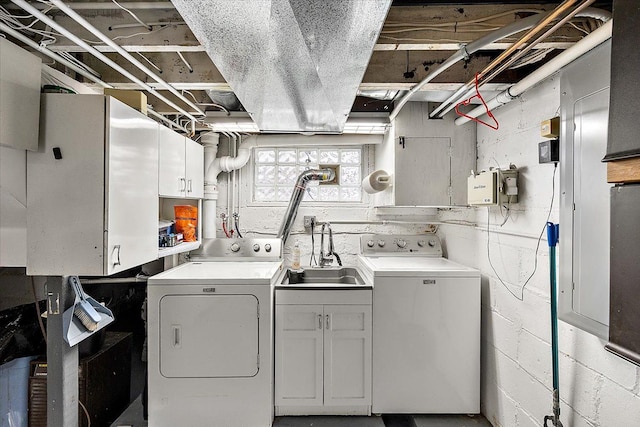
[111,398,493,427]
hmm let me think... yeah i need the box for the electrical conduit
[454,19,612,126]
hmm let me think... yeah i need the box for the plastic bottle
[292,242,301,270]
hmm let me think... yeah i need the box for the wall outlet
[303,216,316,230]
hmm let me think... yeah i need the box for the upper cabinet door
[158,126,186,197]
[185,138,204,199]
[105,98,159,275]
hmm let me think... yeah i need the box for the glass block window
[253,147,363,203]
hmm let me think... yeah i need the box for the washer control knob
[396,239,407,249]
[428,239,437,247]
[264,244,272,252]
[377,240,386,248]
[253,244,260,252]
[230,242,241,252]
[367,240,375,248]
[417,240,426,247]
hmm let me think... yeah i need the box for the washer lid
[148,261,284,284]
[358,256,479,277]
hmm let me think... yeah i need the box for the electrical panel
[467,169,518,206]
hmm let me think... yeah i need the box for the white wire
[111,0,151,31]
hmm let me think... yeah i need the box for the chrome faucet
[319,222,342,267]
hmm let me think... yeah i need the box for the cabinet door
[323,304,371,407]
[160,295,259,378]
[275,305,324,407]
[395,137,451,206]
[158,126,186,197]
[105,98,159,275]
[185,138,204,198]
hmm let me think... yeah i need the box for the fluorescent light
[204,112,389,134]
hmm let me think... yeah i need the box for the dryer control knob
[428,240,437,247]
[264,244,272,252]
[253,244,260,252]
[367,240,375,248]
[417,240,426,247]
[230,242,241,252]
[396,239,407,249]
[377,240,386,248]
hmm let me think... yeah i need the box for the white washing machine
[147,238,285,427]
[357,234,480,414]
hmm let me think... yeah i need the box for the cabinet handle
[113,245,121,266]
[180,177,186,192]
[318,314,323,330]
[172,325,181,348]
[187,179,192,193]
[326,314,330,330]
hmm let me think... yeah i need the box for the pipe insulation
[454,19,612,126]
[389,7,611,121]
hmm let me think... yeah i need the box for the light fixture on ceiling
[205,112,390,135]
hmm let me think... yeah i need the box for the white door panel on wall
[158,126,186,197]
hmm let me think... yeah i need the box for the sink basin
[282,267,367,287]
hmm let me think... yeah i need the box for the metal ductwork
[171,0,391,133]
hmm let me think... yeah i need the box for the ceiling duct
[171,0,391,133]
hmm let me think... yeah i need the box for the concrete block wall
[437,77,640,426]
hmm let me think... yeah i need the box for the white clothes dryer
[147,238,284,427]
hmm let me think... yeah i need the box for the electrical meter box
[467,169,518,205]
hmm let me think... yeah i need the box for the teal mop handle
[546,222,561,426]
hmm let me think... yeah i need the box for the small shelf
[158,240,201,258]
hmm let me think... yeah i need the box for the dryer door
[160,294,259,378]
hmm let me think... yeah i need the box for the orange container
[174,205,198,242]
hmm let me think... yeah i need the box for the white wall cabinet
[0,38,41,151]
[375,102,476,206]
[158,126,203,199]
[275,290,372,416]
[27,94,159,276]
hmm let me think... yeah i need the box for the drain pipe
[454,19,612,126]
[202,132,220,239]
[202,132,257,238]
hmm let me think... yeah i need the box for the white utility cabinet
[275,289,372,416]
[158,125,204,198]
[375,101,476,206]
[27,94,159,276]
[0,38,41,151]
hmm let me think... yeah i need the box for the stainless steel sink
[282,267,368,287]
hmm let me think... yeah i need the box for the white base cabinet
[27,94,159,276]
[275,290,372,416]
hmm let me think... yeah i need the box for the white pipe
[0,22,112,88]
[49,0,205,117]
[11,0,200,122]
[230,134,236,230]
[6,2,175,10]
[202,132,220,239]
[454,19,613,126]
[147,108,189,133]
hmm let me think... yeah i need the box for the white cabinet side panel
[0,146,26,266]
[27,95,105,275]
[105,98,159,274]
[0,38,41,151]
[158,125,185,197]
[185,138,204,198]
